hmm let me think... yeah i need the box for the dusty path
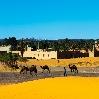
[0,67,99,84]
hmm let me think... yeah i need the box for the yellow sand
[0,77,99,99]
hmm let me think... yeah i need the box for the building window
[43,54,45,57]
[38,54,39,57]
[48,54,49,57]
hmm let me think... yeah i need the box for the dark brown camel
[20,65,37,76]
[40,65,50,73]
[69,64,78,73]
[10,64,19,70]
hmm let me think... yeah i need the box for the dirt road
[0,67,99,84]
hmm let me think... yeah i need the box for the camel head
[69,64,72,68]
[40,66,43,68]
[23,66,26,68]
[32,65,34,67]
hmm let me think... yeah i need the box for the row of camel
[10,64,78,76]
[20,65,50,76]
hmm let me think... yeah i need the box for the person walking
[64,67,67,76]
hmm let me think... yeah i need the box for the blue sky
[0,0,99,39]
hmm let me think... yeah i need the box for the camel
[40,65,50,73]
[20,65,37,76]
[69,64,78,73]
[10,64,19,70]
[20,66,29,74]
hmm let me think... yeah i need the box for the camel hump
[73,64,75,66]
[69,64,71,66]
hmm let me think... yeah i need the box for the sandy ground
[1,57,99,99]
[0,66,99,84]
[0,57,99,84]
[0,77,99,99]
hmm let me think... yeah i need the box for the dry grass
[1,57,99,71]
[0,77,99,99]
[0,63,12,72]
[18,57,99,67]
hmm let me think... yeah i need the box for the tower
[88,44,95,57]
[95,41,98,48]
[38,42,39,50]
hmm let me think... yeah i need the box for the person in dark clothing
[64,67,67,76]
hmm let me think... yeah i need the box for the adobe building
[57,50,89,59]
[23,46,57,59]
[0,45,11,55]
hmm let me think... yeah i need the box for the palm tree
[20,38,25,57]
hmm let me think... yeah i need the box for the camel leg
[30,71,33,76]
[35,73,37,76]
[34,70,37,76]
[20,71,22,74]
[20,69,22,74]
[76,69,78,73]
[25,70,27,74]
[48,69,50,73]
[71,69,72,72]
[20,69,25,74]
[42,69,44,73]
[73,69,74,72]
